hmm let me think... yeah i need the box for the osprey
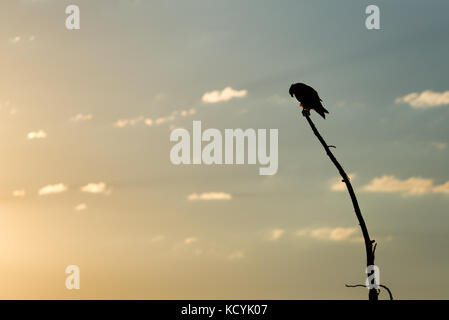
[289,83,329,119]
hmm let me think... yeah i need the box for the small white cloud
[431,142,447,150]
[80,182,110,194]
[38,183,67,196]
[184,237,198,245]
[363,175,433,195]
[181,108,196,117]
[71,113,93,122]
[12,189,26,197]
[202,87,248,104]
[187,192,232,201]
[113,116,144,128]
[395,90,449,109]
[155,114,175,125]
[362,175,449,196]
[113,119,130,128]
[227,249,245,261]
[330,174,356,192]
[27,130,47,139]
[115,109,195,129]
[74,203,87,211]
[269,228,285,241]
[9,36,21,44]
[433,181,449,194]
[297,227,358,241]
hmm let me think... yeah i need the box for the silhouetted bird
[289,83,329,119]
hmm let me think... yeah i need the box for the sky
[0,0,449,299]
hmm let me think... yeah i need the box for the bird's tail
[315,105,329,119]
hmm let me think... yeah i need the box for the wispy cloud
[113,116,144,128]
[113,108,196,128]
[433,181,449,194]
[184,237,198,245]
[269,228,285,241]
[330,174,356,191]
[431,142,447,150]
[202,87,248,104]
[38,183,68,196]
[9,36,21,44]
[8,35,36,44]
[27,130,47,139]
[154,114,175,125]
[80,182,110,194]
[71,113,93,122]
[362,175,449,196]
[297,227,358,242]
[12,189,26,197]
[395,90,449,109]
[74,203,87,211]
[187,192,232,201]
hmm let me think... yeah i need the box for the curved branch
[302,109,378,300]
[345,284,366,289]
[345,283,393,300]
[379,285,394,300]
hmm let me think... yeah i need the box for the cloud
[74,203,87,211]
[113,108,195,128]
[395,90,449,109]
[269,228,285,241]
[9,36,21,44]
[297,227,358,242]
[80,182,110,194]
[27,130,47,139]
[113,116,144,128]
[71,113,93,122]
[431,142,447,150]
[155,114,175,125]
[362,175,449,196]
[330,174,356,191]
[433,181,449,194]
[227,249,245,260]
[38,183,67,195]
[181,108,196,117]
[187,192,232,201]
[184,237,198,245]
[202,87,248,103]
[12,189,26,197]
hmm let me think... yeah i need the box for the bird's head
[289,84,295,97]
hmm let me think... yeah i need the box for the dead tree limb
[345,284,393,300]
[301,109,379,300]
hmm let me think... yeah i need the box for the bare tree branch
[301,109,379,300]
[345,283,393,300]
[379,285,394,300]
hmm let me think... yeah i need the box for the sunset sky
[1,0,449,299]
